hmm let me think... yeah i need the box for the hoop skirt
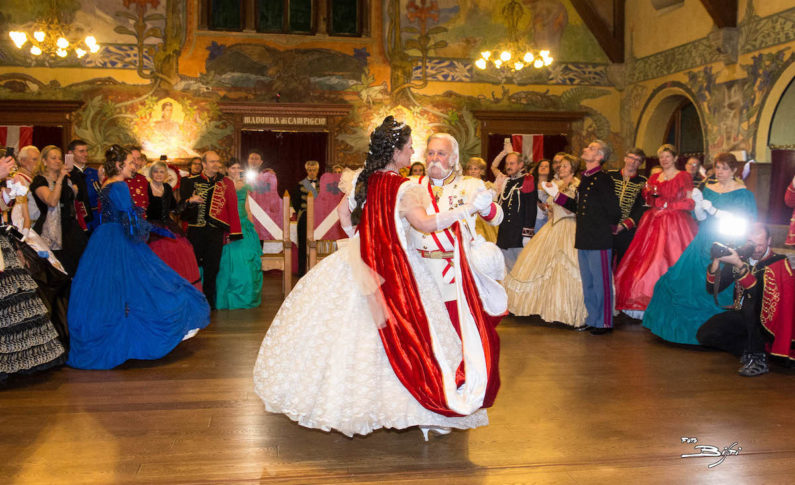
[66,182,210,369]
[503,180,586,327]
[0,233,66,380]
[615,171,697,313]
[254,172,492,437]
[216,185,263,309]
[643,186,757,344]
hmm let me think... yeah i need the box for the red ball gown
[615,171,697,312]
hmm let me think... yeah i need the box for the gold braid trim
[208,180,228,229]
[760,266,780,332]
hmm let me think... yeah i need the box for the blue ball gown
[66,182,210,369]
[642,185,757,344]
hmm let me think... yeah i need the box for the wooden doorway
[473,110,585,179]
[241,130,328,194]
[0,100,83,152]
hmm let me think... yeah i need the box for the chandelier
[8,1,100,62]
[474,0,553,72]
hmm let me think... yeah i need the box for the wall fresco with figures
[0,0,625,167]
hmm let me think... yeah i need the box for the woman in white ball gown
[253,117,501,438]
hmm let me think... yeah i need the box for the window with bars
[203,0,365,36]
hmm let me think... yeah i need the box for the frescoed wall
[4,0,795,173]
[625,0,795,163]
[0,0,624,167]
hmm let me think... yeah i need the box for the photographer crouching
[696,223,795,376]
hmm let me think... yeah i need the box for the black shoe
[738,353,769,377]
[577,325,593,332]
[589,327,613,335]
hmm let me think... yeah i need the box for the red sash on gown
[358,172,500,417]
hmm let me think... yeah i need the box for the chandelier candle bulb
[475,58,487,69]
[33,31,45,42]
[9,32,27,48]
[499,51,511,62]
[75,48,86,58]
[481,51,491,60]
[56,37,69,49]
[30,46,42,55]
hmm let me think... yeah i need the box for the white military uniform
[408,172,504,302]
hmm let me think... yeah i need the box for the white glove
[434,205,471,231]
[701,199,716,215]
[541,181,559,198]
[691,188,707,221]
[21,227,29,242]
[522,236,531,247]
[472,189,493,215]
[6,180,29,198]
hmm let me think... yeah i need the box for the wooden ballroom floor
[2,273,794,484]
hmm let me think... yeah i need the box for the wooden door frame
[472,110,587,159]
[219,102,352,166]
[0,100,84,150]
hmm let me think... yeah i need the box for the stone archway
[634,84,706,159]
[754,61,795,163]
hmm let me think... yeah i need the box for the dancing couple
[253,117,505,438]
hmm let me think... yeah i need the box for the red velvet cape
[358,172,500,417]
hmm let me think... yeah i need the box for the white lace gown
[253,180,488,437]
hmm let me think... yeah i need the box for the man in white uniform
[409,133,506,328]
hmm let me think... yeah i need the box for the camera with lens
[710,241,754,260]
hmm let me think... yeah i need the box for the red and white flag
[0,126,33,153]
[511,134,543,165]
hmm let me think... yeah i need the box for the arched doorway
[635,83,707,165]
[758,74,795,224]
[635,87,705,174]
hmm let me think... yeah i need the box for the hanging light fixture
[8,0,100,63]
[474,0,553,74]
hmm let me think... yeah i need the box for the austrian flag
[511,134,544,165]
[0,126,33,153]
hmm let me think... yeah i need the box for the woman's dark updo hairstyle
[350,116,412,225]
[104,144,129,178]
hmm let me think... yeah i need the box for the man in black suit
[291,160,320,276]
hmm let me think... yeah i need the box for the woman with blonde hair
[29,145,87,275]
[503,154,587,327]
[466,157,499,243]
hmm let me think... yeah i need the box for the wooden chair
[307,173,345,270]
[249,173,293,295]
